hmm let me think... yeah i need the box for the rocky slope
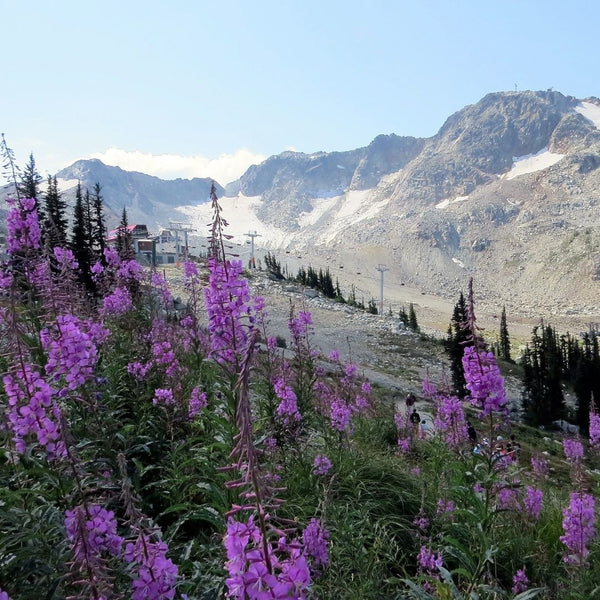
[218,90,600,323]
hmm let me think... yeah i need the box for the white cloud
[86,147,266,184]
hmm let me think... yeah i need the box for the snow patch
[502,148,564,180]
[297,196,341,227]
[177,194,289,248]
[574,101,600,129]
[56,178,79,192]
[436,195,469,209]
[452,257,465,268]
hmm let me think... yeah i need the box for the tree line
[445,288,599,432]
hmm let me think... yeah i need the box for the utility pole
[245,231,262,268]
[375,264,389,315]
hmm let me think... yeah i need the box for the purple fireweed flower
[224,516,311,599]
[104,247,121,267]
[434,392,469,449]
[302,518,329,570]
[4,364,65,459]
[397,437,411,454]
[41,314,99,390]
[117,259,144,281]
[436,499,455,517]
[0,589,12,600]
[563,439,584,462]
[497,487,520,510]
[273,377,302,426]
[531,455,549,479]
[204,258,257,366]
[590,409,600,449]
[183,261,198,279]
[560,492,597,566]
[511,569,529,594]
[53,246,78,270]
[413,512,429,532]
[312,454,332,476]
[124,535,178,600]
[101,286,133,316]
[153,388,175,406]
[330,398,352,432]
[6,197,42,253]
[328,349,340,362]
[65,504,123,559]
[410,467,421,476]
[417,545,443,573]
[188,387,207,419]
[151,272,173,307]
[127,361,152,380]
[524,487,543,520]
[462,346,507,416]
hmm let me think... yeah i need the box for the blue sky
[2,0,598,184]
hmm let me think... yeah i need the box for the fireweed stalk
[223,331,313,599]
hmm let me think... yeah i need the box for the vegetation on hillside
[1,159,600,598]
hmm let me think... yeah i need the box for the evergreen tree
[499,306,512,362]
[408,303,419,332]
[116,207,135,261]
[399,306,409,325]
[91,183,107,263]
[520,324,565,426]
[17,153,43,206]
[70,183,93,293]
[445,292,470,398]
[42,174,68,247]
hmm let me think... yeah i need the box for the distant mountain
[54,159,224,229]
[206,90,600,319]
[3,90,600,319]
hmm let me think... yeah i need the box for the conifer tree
[42,174,68,247]
[499,306,512,362]
[445,291,470,398]
[408,303,419,332]
[17,153,43,205]
[116,207,135,261]
[91,182,107,263]
[70,183,93,293]
[521,324,565,426]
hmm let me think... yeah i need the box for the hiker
[409,408,421,425]
[467,421,478,447]
[405,393,416,409]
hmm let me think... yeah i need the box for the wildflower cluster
[41,314,104,389]
[224,516,311,599]
[462,346,507,416]
[3,364,65,459]
[560,492,597,566]
[6,197,42,253]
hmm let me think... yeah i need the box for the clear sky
[2,0,598,185]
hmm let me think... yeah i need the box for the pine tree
[17,153,43,205]
[499,306,512,362]
[70,183,93,293]
[445,291,470,398]
[42,175,68,247]
[408,303,419,332]
[91,183,107,263]
[520,324,565,426]
[399,306,409,325]
[116,207,135,261]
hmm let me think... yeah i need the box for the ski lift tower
[245,230,262,268]
[168,221,196,261]
[375,264,389,315]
